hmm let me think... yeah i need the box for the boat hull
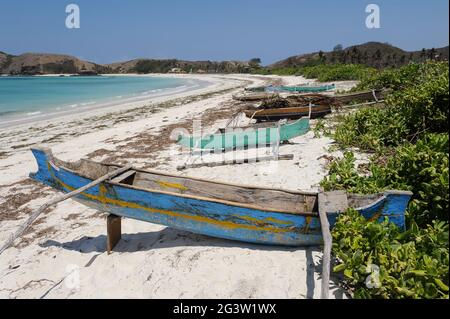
[29,148,411,247]
[267,84,336,93]
[244,105,331,121]
[177,118,310,151]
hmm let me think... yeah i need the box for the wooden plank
[107,214,122,254]
[318,191,349,213]
[177,154,294,170]
[133,159,316,215]
[0,164,133,256]
[111,170,136,184]
[318,192,335,300]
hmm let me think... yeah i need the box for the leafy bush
[321,134,449,226]
[383,134,449,226]
[386,69,449,137]
[333,106,409,151]
[258,63,376,81]
[321,61,449,299]
[333,62,449,151]
[354,61,448,91]
[332,209,449,299]
[300,64,376,82]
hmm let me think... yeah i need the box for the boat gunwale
[49,160,319,217]
[35,147,412,217]
[245,105,331,116]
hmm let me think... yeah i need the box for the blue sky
[0,0,448,65]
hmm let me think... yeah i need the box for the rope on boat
[0,164,133,256]
[225,111,243,128]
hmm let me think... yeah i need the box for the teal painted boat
[177,117,310,151]
[267,84,336,93]
[29,147,412,247]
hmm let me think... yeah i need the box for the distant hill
[106,59,253,74]
[1,42,448,75]
[0,52,253,75]
[270,42,449,69]
[0,52,111,75]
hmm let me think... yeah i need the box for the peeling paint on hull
[30,148,411,247]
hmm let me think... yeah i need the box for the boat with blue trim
[29,147,412,246]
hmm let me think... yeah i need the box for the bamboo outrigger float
[28,147,412,247]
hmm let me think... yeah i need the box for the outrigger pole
[0,164,133,256]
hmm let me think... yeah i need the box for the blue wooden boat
[30,147,412,246]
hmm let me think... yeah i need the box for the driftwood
[0,164,133,256]
[177,154,294,170]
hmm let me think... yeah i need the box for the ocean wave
[26,111,42,116]
[81,101,96,106]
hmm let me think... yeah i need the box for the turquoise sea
[0,76,199,127]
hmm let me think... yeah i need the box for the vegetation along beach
[0,1,448,302]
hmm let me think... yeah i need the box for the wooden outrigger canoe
[244,105,331,121]
[30,147,412,246]
[177,117,310,151]
[333,89,386,104]
[245,84,336,93]
[267,84,336,93]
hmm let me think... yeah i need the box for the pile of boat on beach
[177,83,386,152]
[24,81,412,250]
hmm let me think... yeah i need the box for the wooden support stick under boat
[317,191,347,299]
[107,214,122,254]
[177,154,294,170]
[318,206,332,300]
[0,164,133,256]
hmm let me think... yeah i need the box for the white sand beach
[0,74,357,299]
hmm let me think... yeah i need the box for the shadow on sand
[40,227,346,299]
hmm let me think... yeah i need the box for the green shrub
[332,209,449,299]
[321,134,449,226]
[354,61,448,91]
[386,70,449,137]
[332,62,449,151]
[321,61,449,299]
[333,106,409,151]
[261,63,376,81]
[300,64,376,82]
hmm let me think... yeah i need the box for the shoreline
[0,74,215,130]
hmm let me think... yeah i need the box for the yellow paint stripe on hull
[157,181,189,191]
